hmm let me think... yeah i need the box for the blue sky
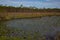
[0,0,60,8]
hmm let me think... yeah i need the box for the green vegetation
[0,4,60,20]
[0,4,60,12]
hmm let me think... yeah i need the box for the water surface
[5,16,60,36]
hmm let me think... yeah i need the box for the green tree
[20,4,23,8]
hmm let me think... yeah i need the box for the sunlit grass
[3,12,60,20]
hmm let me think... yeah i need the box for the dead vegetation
[0,5,60,20]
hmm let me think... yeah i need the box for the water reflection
[5,16,60,40]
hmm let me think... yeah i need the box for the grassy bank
[0,5,60,20]
[0,12,60,21]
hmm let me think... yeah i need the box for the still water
[5,16,60,36]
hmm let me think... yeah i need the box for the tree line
[0,4,60,12]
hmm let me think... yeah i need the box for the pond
[5,16,60,36]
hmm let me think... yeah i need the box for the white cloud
[0,0,60,8]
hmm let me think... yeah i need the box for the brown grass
[0,12,60,20]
